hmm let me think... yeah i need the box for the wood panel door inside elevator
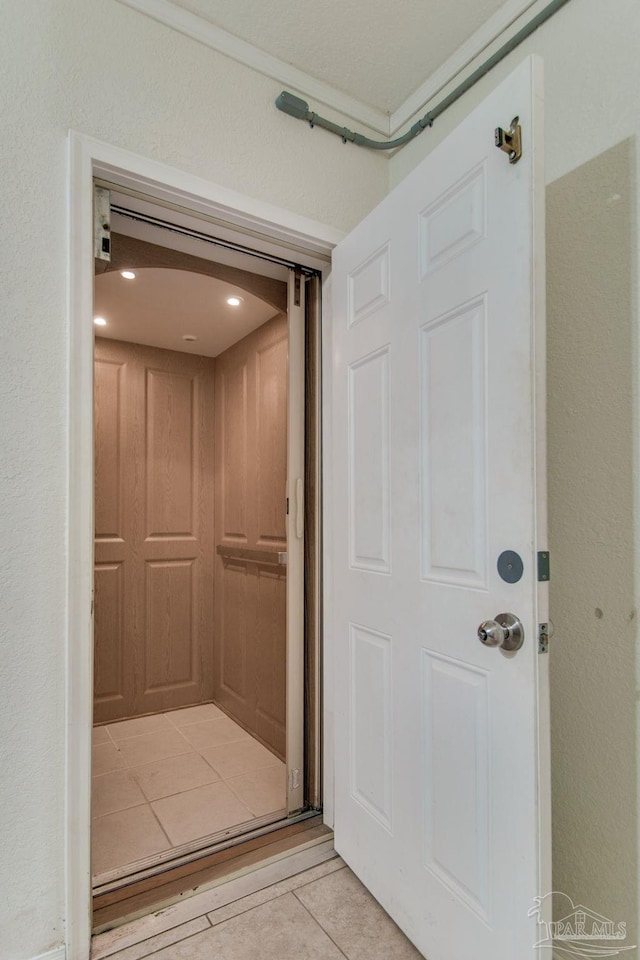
[213,314,288,760]
[93,338,216,723]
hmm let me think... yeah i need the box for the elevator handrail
[216,544,287,566]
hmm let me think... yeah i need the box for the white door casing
[67,130,340,959]
[331,57,549,960]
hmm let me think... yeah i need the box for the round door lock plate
[497,550,523,584]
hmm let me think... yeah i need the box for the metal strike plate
[538,621,554,654]
[495,116,522,164]
[537,551,550,582]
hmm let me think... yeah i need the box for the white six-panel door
[330,58,549,960]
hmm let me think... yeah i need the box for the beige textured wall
[547,139,637,952]
[0,3,386,957]
[390,0,640,949]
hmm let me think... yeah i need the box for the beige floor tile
[199,738,280,780]
[92,769,147,819]
[149,893,346,960]
[93,740,127,777]
[93,726,111,745]
[116,728,193,767]
[179,717,251,752]
[152,780,254,846]
[132,752,222,802]
[226,762,286,817]
[92,804,171,876]
[206,859,346,929]
[295,867,423,960]
[165,703,226,727]
[107,713,172,741]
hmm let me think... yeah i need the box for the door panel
[256,336,288,545]
[94,355,130,715]
[145,559,195,690]
[331,58,549,960]
[254,564,288,737]
[218,559,250,706]
[214,314,288,759]
[420,297,487,586]
[220,361,248,542]
[348,347,391,573]
[93,562,125,706]
[145,368,198,538]
[94,359,124,539]
[94,338,215,723]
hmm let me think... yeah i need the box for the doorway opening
[67,132,337,958]
[89,185,323,913]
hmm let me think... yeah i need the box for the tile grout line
[200,860,346,930]
[292,891,351,960]
[103,711,241,744]
[148,779,255,837]
[146,799,174,850]
[91,799,148,823]
[96,703,224,740]
[286,861,347,894]
[92,759,283,822]
[221,764,285,812]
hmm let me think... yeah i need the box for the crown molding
[115,0,391,135]
[115,0,552,150]
[389,0,540,134]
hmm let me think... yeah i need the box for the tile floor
[92,704,286,877]
[92,856,425,960]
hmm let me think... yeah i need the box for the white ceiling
[94,268,280,357]
[167,0,512,114]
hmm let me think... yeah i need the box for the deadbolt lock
[478,612,525,652]
[495,116,522,164]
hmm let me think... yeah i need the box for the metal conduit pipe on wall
[276,0,573,150]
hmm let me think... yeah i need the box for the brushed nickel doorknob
[478,613,524,652]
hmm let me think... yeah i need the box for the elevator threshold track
[92,813,331,932]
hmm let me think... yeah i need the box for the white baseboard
[28,948,66,960]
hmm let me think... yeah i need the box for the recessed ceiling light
[94,316,107,326]
[120,270,136,280]
[182,334,198,342]
[226,296,243,306]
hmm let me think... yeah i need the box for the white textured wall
[390,0,640,951]
[0,3,386,958]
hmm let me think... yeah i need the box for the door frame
[66,130,341,959]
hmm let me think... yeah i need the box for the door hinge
[294,267,301,306]
[537,551,550,582]
[538,621,554,654]
[495,116,522,164]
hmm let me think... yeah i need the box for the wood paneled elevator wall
[93,315,288,759]
[213,313,288,760]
